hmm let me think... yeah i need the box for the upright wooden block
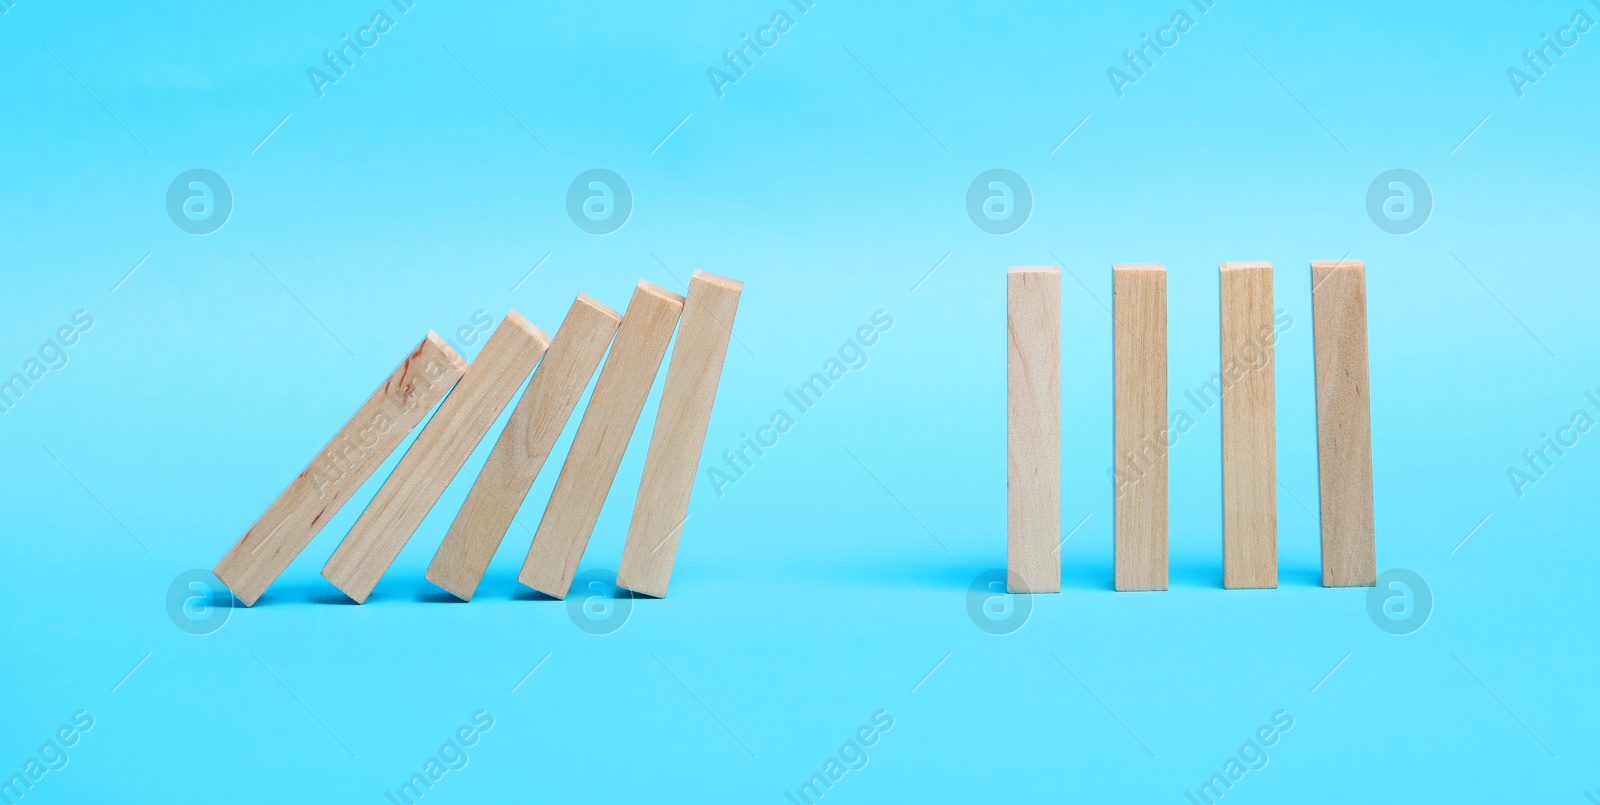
[213,334,467,606]
[322,311,551,603]
[1311,259,1376,587]
[1113,264,1167,591]
[1006,266,1061,594]
[425,295,621,601]
[520,282,684,599]
[617,271,743,598]
[1220,262,1277,589]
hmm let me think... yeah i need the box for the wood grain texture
[322,311,551,603]
[1113,264,1168,591]
[213,333,467,606]
[520,281,685,599]
[1311,259,1376,587]
[1220,262,1277,589]
[1006,266,1061,593]
[425,295,621,601]
[617,271,743,598]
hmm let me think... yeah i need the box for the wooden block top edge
[1220,261,1273,271]
[421,330,470,374]
[574,292,623,323]
[1311,258,1366,272]
[688,270,744,291]
[1007,265,1059,274]
[636,280,687,306]
[1112,263,1166,273]
[502,309,553,349]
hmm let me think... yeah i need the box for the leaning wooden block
[1220,262,1277,589]
[425,295,621,601]
[213,333,466,606]
[1311,259,1376,587]
[617,271,743,598]
[520,281,684,599]
[322,311,551,603]
[1113,263,1168,591]
[1006,266,1061,594]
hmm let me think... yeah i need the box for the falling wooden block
[321,311,551,603]
[1311,259,1376,587]
[213,334,467,606]
[1006,266,1061,594]
[424,295,621,601]
[520,281,684,599]
[617,271,743,598]
[1113,263,1167,591]
[1220,262,1277,589]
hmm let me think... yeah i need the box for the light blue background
[2,0,1596,801]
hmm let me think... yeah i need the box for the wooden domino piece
[1220,262,1277,589]
[424,295,621,601]
[617,271,743,598]
[213,334,467,606]
[1006,266,1061,594]
[1113,263,1168,591]
[520,282,684,599]
[1311,259,1376,587]
[322,311,551,603]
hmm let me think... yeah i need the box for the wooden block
[213,334,467,606]
[1220,262,1277,589]
[1311,259,1376,587]
[1113,263,1167,591]
[321,311,551,603]
[520,282,684,599]
[617,271,743,598]
[425,295,621,601]
[1006,266,1061,594]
